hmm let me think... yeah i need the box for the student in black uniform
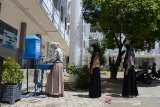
[122,43,138,97]
[89,43,101,98]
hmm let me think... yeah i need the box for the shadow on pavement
[107,94,122,97]
[101,77,123,97]
[73,94,89,98]
[66,75,160,98]
[137,79,160,87]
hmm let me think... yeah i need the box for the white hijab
[50,42,59,49]
[50,42,63,62]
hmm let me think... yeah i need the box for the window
[84,41,86,48]
[53,0,58,9]
[67,25,70,35]
[90,25,96,32]
[61,6,63,22]
[68,1,70,10]
[65,17,67,30]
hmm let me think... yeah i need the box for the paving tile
[1,72,160,107]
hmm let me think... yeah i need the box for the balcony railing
[38,0,69,45]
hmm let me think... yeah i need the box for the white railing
[135,49,160,55]
[38,0,69,45]
[108,49,160,56]
[89,32,104,40]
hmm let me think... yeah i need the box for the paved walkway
[1,72,160,107]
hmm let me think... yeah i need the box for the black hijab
[123,43,135,69]
[124,43,135,58]
[90,43,101,69]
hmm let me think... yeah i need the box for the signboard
[2,30,17,50]
[0,20,18,50]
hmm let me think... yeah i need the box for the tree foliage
[83,0,160,50]
[83,0,160,79]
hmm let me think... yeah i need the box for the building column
[0,1,3,80]
[0,3,2,14]
[69,0,83,66]
[19,22,27,58]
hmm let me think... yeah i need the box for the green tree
[83,0,160,79]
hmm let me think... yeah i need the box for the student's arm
[45,51,58,63]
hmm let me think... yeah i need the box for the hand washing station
[22,35,52,96]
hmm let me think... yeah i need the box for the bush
[77,65,90,89]
[2,57,24,84]
[66,65,80,75]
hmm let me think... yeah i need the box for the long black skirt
[89,67,101,98]
[122,66,138,97]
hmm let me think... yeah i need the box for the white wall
[83,22,104,40]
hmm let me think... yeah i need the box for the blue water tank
[24,35,41,59]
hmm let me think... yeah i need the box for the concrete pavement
[1,72,160,107]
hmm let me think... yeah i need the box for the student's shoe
[59,93,64,97]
